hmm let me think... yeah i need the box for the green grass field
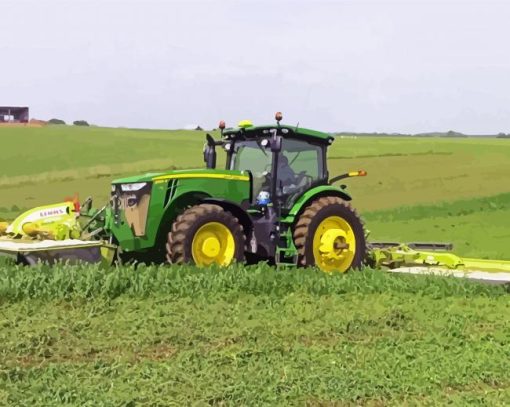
[1,126,510,405]
[1,262,510,405]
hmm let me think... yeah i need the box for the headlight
[120,182,147,192]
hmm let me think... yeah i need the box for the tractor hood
[112,168,250,185]
[112,172,162,184]
[108,168,252,252]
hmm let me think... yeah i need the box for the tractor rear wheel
[167,204,245,266]
[293,196,366,272]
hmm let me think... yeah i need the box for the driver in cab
[277,155,295,184]
[277,155,297,193]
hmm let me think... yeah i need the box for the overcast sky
[1,0,510,133]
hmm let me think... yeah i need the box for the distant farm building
[0,106,29,123]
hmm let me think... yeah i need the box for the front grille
[110,183,152,236]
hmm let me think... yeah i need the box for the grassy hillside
[2,126,509,213]
[1,263,509,405]
[0,126,211,219]
[365,193,510,259]
[1,125,509,258]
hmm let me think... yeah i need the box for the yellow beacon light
[238,120,253,128]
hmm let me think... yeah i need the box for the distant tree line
[334,131,509,138]
[48,118,66,125]
[444,130,468,138]
[47,118,89,126]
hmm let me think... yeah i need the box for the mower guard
[0,238,116,266]
[369,242,510,277]
[388,267,510,284]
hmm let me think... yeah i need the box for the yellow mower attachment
[2,201,81,240]
[0,200,116,266]
[369,242,510,273]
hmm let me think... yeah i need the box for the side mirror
[203,134,217,169]
[203,144,217,169]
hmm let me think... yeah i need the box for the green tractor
[106,112,367,272]
[5,113,510,279]
[0,113,368,272]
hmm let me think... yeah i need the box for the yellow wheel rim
[312,216,356,272]
[191,222,236,267]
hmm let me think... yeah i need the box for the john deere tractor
[4,114,510,278]
[0,113,368,272]
[104,112,367,272]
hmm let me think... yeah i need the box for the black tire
[293,196,366,271]
[167,204,245,265]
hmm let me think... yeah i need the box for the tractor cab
[98,112,367,271]
[205,113,333,211]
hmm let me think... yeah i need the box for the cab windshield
[229,138,325,206]
[229,140,271,175]
[229,140,272,199]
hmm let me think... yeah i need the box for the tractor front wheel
[167,204,245,266]
[293,196,366,272]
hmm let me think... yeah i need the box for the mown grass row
[365,191,510,222]
[0,259,506,303]
[364,192,510,260]
[0,160,181,189]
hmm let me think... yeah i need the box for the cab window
[279,138,324,184]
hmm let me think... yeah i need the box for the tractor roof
[223,124,333,143]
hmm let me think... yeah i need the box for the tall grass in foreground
[0,259,506,302]
[1,261,509,405]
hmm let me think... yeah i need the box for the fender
[286,185,352,222]
[201,198,253,238]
